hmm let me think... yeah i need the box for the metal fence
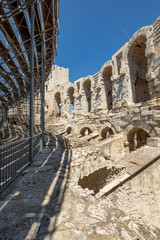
[0,0,59,193]
[0,133,42,193]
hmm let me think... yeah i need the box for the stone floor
[0,135,160,240]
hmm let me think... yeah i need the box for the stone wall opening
[101,127,114,139]
[128,35,150,103]
[80,127,92,136]
[68,87,74,115]
[76,82,80,93]
[102,66,112,110]
[87,97,91,112]
[55,92,61,116]
[66,127,72,134]
[116,52,122,75]
[127,127,149,151]
[83,79,91,112]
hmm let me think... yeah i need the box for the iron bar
[29,0,34,162]
[41,40,45,147]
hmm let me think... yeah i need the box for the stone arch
[99,123,116,135]
[102,66,113,110]
[67,86,74,115]
[127,26,152,53]
[125,121,157,138]
[101,127,114,139]
[127,127,149,151]
[100,60,113,75]
[127,27,153,103]
[80,126,92,136]
[83,78,92,112]
[55,92,61,116]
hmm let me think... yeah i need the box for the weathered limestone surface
[1,135,160,240]
[34,17,160,237]
[44,17,160,153]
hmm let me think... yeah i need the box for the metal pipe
[41,41,45,147]
[29,0,35,162]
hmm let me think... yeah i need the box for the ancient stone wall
[45,17,160,154]
[103,154,160,227]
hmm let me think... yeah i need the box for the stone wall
[43,17,160,228]
[103,154,160,228]
[45,17,160,154]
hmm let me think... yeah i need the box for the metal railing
[0,133,42,193]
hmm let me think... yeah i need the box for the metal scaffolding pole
[41,41,45,147]
[29,0,35,162]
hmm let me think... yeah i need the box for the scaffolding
[0,0,59,192]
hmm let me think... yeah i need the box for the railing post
[41,40,45,148]
[29,0,34,162]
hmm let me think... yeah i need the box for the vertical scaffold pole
[41,40,45,147]
[29,0,34,162]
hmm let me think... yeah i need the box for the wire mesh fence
[0,92,43,193]
[0,132,42,193]
[0,0,59,193]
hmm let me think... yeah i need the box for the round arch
[101,127,114,139]
[100,60,113,75]
[126,26,152,56]
[127,127,149,151]
[80,127,92,136]
[99,123,116,135]
[125,121,157,137]
[127,30,151,103]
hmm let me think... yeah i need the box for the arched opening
[83,79,91,112]
[55,92,61,116]
[101,127,114,139]
[127,127,149,152]
[128,35,150,103]
[87,98,91,112]
[102,66,112,110]
[80,127,92,136]
[68,87,74,115]
[66,127,72,134]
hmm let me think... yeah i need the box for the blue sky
[55,0,160,83]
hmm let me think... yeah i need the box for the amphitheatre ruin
[0,1,160,239]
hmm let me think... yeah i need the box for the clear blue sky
[55,0,160,83]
